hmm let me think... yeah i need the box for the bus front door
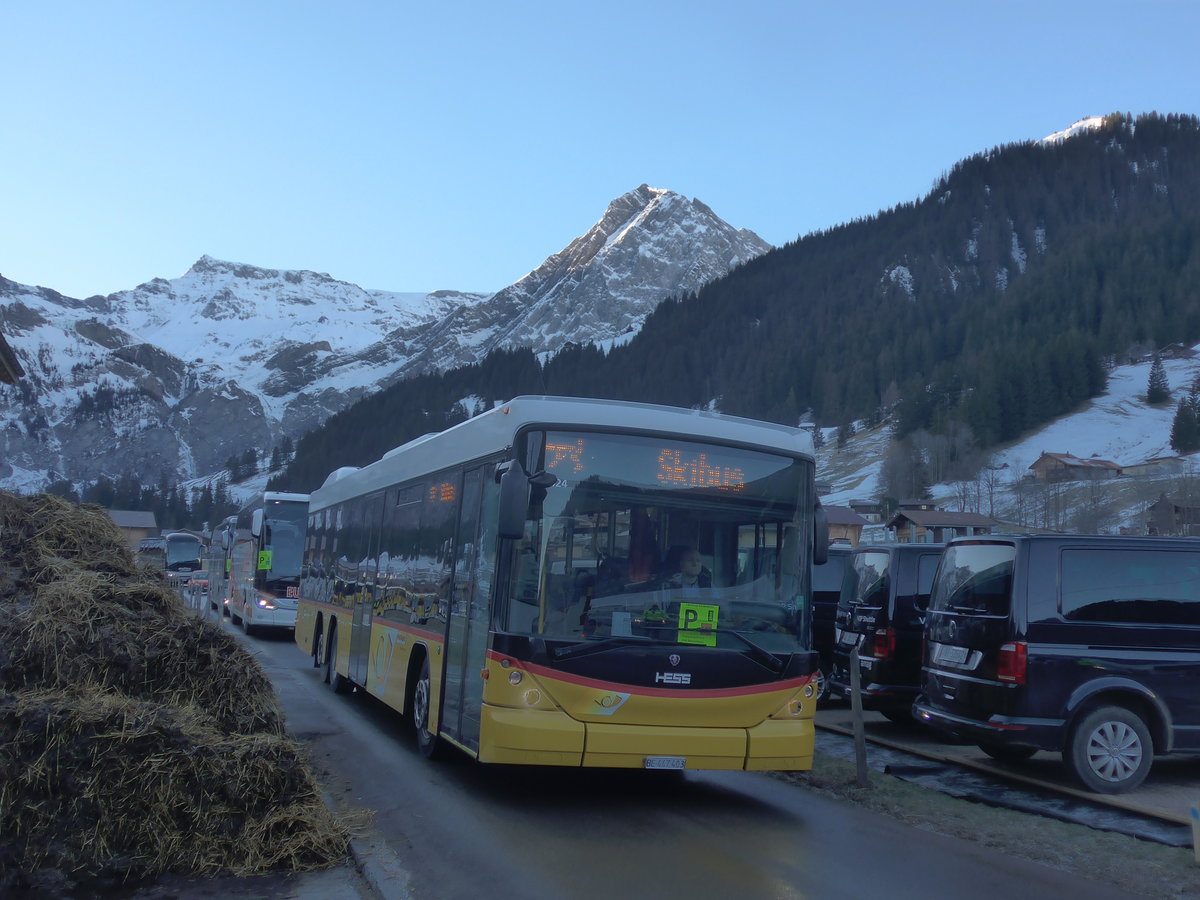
[442,465,495,753]
[349,493,383,686]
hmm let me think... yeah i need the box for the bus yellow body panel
[479,706,586,765]
[478,656,815,769]
[744,718,814,771]
[478,705,813,769]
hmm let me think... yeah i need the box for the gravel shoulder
[775,753,1199,900]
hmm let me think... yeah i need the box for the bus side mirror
[250,509,263,538]
[220,530,231,550]
[497,462,529,540]
[813,504,829,566]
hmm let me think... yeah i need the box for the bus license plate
[644,756,686,770]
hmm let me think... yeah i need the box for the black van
[811,544,853,703]
[914,535,1200,793]
[829,543,943,720]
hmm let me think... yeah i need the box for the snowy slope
[818,348,1200,533]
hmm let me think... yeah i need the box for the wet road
[229,621,1149,900]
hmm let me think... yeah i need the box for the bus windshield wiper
[573,626,787,674]
[710,629,786,674]
[552,635,671,661]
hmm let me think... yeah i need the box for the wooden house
[106,509,159,552]
[823,505,871,546]
[1028,452,1120,482]
[886,507,996,544]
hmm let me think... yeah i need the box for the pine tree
[1147,351,1171,404]
[1171,393,1200,453]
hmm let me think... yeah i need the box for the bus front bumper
[478,706,813,770]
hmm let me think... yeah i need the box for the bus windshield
[165,535,202,569]
[261,500,307,580]
[501,430,812,655]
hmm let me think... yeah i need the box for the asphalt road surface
[227,622,1147,900]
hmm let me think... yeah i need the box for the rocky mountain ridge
[0,185,770,490]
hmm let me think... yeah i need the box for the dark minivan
[811,544,853,703]
[914,535,1200,793]
[829,543,944,720]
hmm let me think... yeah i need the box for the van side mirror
[497,462,529,539]
[813,503,829,566]
[250,509,263,538]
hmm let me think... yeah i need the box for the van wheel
[1065,706,1152,793]
[413,658,445,759]
[325,626,350,695]
[978,741,1038,763]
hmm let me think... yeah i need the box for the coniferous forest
[272,112,1200,494]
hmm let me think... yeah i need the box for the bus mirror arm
[813,503,829,566]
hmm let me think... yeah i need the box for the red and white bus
[296,396,828,769]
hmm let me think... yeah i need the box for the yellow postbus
[296,396,828,769]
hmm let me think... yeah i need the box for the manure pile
[0,491,348,895]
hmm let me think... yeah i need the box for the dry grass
[0,491,349,895]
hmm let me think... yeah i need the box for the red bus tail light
[872,627,896,661]
[997,641,1027,684]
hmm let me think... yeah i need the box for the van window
[1061,549,1200,625]
[848,551,890,607]
[915,554,940,611]
[929,543,1015,616]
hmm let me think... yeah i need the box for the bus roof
[309,395,813,514]
[236,491,311,516]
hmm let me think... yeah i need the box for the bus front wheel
[413,658,444,759]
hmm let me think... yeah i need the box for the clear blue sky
[3,1,1198,299]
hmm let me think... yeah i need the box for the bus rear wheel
[311,620,324,668]
[413,658,444,759]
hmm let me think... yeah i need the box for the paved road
[217,623,1149,900]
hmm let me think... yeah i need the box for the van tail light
[872,627,896,661]
[997,641,1028,685]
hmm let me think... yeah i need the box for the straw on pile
[0,491,349,894]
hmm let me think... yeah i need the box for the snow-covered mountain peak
[1040,116,1108,145]
[1,186,766,491]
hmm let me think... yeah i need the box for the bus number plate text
[644,756,686,770]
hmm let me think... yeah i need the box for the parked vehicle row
[814,535,1200,794]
